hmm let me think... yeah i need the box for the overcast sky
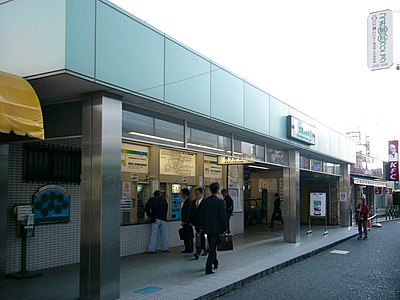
[110,0,400,160]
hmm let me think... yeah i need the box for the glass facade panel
[350,153,383,178]
[234,138,264,161]
[187,124,231,155]
[269,97,289,140]
[165,39,211,115]
[244,83,269,134]
[96,2,164,99]
[122,109,184,146]
[211,65,244,126]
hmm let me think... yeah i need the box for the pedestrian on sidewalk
[356,197,369,240]
[200,182,227,275]
[190,187,208,260]
[269,193,284,228]
[181,188,194,253]
[145,190,169,253]
[221,189,234,234]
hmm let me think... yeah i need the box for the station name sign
[287,116,316,145]
[217,156,254,165]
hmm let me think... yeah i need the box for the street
[220,221,400,300]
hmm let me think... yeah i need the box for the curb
[195,233,359,300]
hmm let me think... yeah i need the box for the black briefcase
[217,233,233,251]
[179,226,194,240]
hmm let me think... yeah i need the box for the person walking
[181,188,193,253]
[145,190,169,253]
[190,187,208,260]
[200,182,227,275]
[221,189,234,234]
[356,197,369,240]
[269,193,283,228]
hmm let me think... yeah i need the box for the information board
[310,193,326,217]
[121,143,149,174]
[160,149,196,176]
[204,155,222,178]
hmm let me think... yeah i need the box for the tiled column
[0,145,8,278]
[339,164,351,227]
[80,92,122,300]
[283,150,300,243]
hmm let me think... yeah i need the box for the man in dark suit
[181,188,193,253]
[221,189,234,233]
[200,182,227,275]
[190,187,208,259]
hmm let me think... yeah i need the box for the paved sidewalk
[0,224,359,300]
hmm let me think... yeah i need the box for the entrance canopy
[0,71,44,139]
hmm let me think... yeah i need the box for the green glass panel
[210,65,244,126]
[165,39,210,115]
[244,83,269,134]
[96,2,164,99]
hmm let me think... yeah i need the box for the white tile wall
[6,139,184,273]
[6,139,81,273]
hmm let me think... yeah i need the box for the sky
[110,0,400,160]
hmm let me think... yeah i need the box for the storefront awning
[0,71,44,139]
[353,177,386,188]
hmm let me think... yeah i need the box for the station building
[0,1,356,299]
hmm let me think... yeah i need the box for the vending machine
[170,184,182,221]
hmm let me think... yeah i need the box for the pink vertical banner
[388,140,399,181]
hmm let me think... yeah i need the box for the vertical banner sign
[367,9,393,70]
[388,140,399,181]
[310,193,326,217]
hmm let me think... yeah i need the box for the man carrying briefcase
[200,182,227,275]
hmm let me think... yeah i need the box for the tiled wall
[6,139,184,273]
[120,221,182,256]
[6,139,81,273]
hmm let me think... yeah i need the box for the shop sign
[122,143,149,174]
[300,156,310,170]
[339,192,347,202]
[311,160,323,172]
[310,193,326,217]
[367,9,393,71]
[217,156,253,165]
[353,178,386,187]
[204,155,222,178]
[267,149,286,165]
[160,148,196,176]
[287,116,316,145]
[388,140,399,181]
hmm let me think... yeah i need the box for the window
[23,143,81,184]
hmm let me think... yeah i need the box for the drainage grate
[329,250,349,255]
[135,286,162,295]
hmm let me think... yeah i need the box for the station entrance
[242,165,284,231]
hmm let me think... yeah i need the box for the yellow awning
[0,71,44,139]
